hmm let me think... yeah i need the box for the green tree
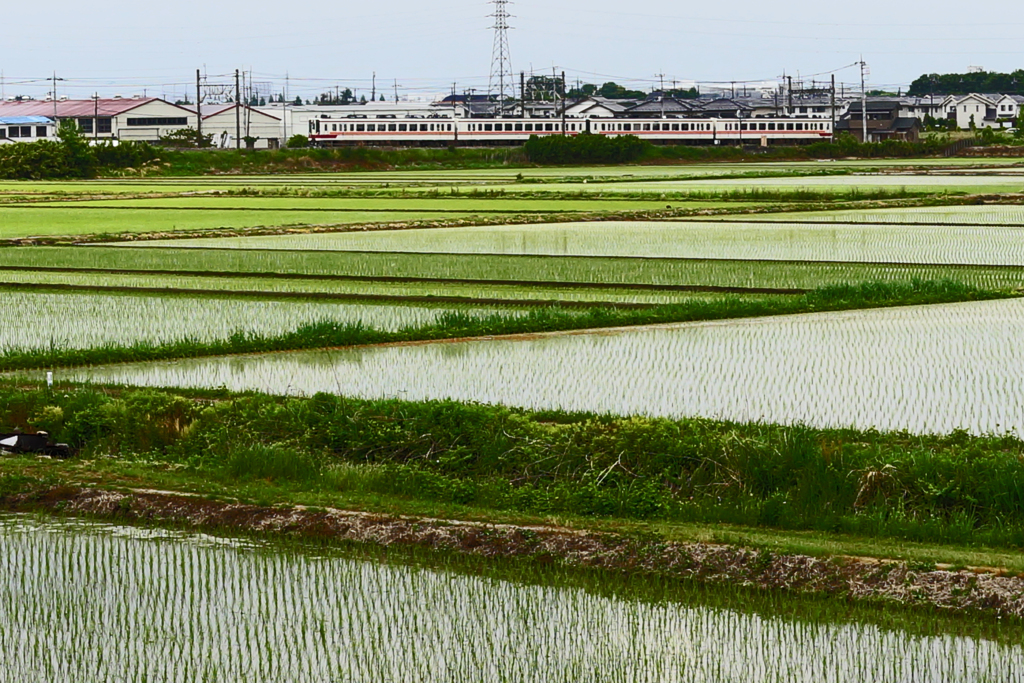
[56,119,97,178]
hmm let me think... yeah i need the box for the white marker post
[46,371,53,389]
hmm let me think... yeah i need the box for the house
[993,95,1023,125]
[0,97,196,142]
[563,96,638,119]
[944,94,1000,129]
[836,100,921,142]
[698,98,754,119]
[623,96,701,118]
[182,104,283,149]
[0,116,56,144]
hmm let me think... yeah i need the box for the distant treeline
[908,70,1024,97]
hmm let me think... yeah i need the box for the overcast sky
[3,0,1022,101]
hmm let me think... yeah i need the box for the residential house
[836,100,922,142]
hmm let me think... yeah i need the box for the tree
[907,70,1024,97]
[56,119,97,178]
[597,82,647,99]
[378,94,385,102]
[293,96,303,106]
[286,134,309,148]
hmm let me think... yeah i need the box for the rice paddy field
[124,219,1024,267]
[0,291,520,352]
[2,514,1020,683]
[61,298,1024,439]
[3,159,1024,681]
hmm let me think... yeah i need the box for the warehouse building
[0,97,195,142]
[0,116,56,144]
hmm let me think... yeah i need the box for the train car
[308,115,832,147]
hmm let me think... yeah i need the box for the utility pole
[787,75,793,114]
[195,70,203,144]
[394,79,399,103]
[520,71,526,117]
[234,69,241,149]
[656,73,666,119]
[371,72,376,102]
[50,72,63,121]
[561,70,567,135]
[859,57,869,143]
[830,74,836,142]
[93,93,98,142]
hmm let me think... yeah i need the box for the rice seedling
[0,290,516,353]
[0,513,1019,683]
[63,297,1024,440]
[6,246,1024,291]
[717,205,1024,226]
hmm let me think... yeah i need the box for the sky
[3,0,1022,102]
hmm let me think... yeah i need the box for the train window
[525,123,533,131]
[740,123,747,131]
[786,123,794,130]
[399,124,407,131]
[767,123,775,131]
[484,124,493,131]
[368,124,377,131]
[545,124,553,131]
[388,124,397,132]
[795,123,802,131]
[502,124,510,131]
[429,124,434,131]
[420,124,428,131]
[356,124,365,132]
[330,124,336,132]
[447,125,452,131]
[514,123,522,131]
[672,124,679,131]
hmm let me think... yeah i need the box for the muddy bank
[4,485,1023,619]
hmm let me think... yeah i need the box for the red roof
[0,98,191,118]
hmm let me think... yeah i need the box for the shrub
[286,134,309,148]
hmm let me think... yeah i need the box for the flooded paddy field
[62,298,1024,439]
[125,219,1024,267]
[2,513,1020,683]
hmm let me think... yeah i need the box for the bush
[523,133,651,164]
[286,134,309,148]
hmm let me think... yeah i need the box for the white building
[0,116,56,144]
[182,104,283,149]
[0,97,196,142]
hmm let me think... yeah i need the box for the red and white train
[308,115,832,147]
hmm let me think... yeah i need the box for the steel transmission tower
[488,0,515,108]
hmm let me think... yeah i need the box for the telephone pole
[859,58,869,143]
[195,69,203,143]
[234,69,241,149]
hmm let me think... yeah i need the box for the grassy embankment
[2,371,1024,574]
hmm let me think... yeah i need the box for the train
[308,114,833,147]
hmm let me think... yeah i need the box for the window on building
[36,126,47,137]
[125,117,188,126]
[78,118,93,133]
[0,128,6,139]
[7,127,19,138]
